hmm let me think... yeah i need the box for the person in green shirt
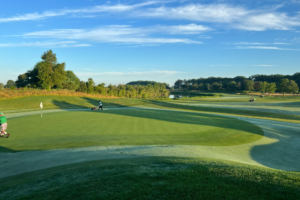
[0,112,8,137]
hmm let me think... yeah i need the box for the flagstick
[41,108,43,117]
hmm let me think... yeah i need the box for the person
[98,100,103,110]
[0,112,8,137]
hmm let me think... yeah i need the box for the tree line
[0,50,169,99]
[127,81,170,89]
[174,74,300,94]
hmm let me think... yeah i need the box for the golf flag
[40,102,43,117]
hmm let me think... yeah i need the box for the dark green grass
[1,157,299,200]
[0,96,145,112]
[147,100,300,123]
[1,109,263,152]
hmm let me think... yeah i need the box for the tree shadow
[0,146,18,153]
[52,97,127,110]
[144,100,300,122]
[250,125,300,171]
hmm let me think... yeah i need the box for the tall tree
[87,78,95,94]
[0,83,4,90]
[242,80,254,91]
[15,73,28,88]
[41,50,57,67]
[77,81,87,92]
[227,81,237,91]
[258,81,268,93]
[37,50,67,89]
[287,80,299,93]
[279,79,290,93]
[6,80,16,88]
[266,82,276,93]
[37,62,53,89]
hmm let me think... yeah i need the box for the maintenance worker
[0,112,8,137]
[99,100,103,110]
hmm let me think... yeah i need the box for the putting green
[2,109,264,151]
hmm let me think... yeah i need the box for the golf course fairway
[2,109,264,151]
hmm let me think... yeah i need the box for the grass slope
[148,100,300,123]
[1,109,263,152]
[0,96,145,112]
[1,157,299,200]
[2,95,300,123]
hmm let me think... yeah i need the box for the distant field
[1,109,263,152]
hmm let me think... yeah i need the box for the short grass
[0,96,145,113]
[1,157,299,200]
[148,99,300,123]
[1,109,263,152]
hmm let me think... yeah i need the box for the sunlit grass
[1,157,299,200]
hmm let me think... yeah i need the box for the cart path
[1,107,300,179]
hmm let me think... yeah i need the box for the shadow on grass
[52,97,128,109]
[144,100,300,122]
[250,125,300,171]
[1,157,300,199]
[0,146,18,153]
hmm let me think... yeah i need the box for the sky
[0,0,300,86]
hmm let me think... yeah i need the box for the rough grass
[0,89,121,100]
[0,157,299,200]
[147,99,300,124]
[1,109,263,152]
[0,96,145,113]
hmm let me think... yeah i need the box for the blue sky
[0,0,300,86]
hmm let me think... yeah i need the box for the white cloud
[252,65,274,67]
[0,1,163,23]
[135,4,248,23]
[22,25,203,44]
[234,42,291,45]
[273,42,291,45]
[0,41,91,47]
[234,42,267,45]
[134,4,300,31]
[235,46,298,50]
[76,70,181,77]
[154,23,212,34]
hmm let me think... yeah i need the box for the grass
[1,109,263,152]
[1,157,299,200]
[147,99,300,123]
[0,89,121,100]
[0,96,145,113]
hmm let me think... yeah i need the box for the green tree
[203,83,211,91]
[227,81,237,91]
[52,63,67,89]
[15,73,28,88]
[6,80,15,88]
[63,71,80,90]
[37,62,53,89]
[87,78,95,94]
[242,80,254,91]
[266,82,276,93]
[287,80,299,93]
[0,83,4,90]
[192,83,198,90]
[41,50,57,67]
[77,81,87,93]
[37,50,67,89]
[258,81,268,93]
[211,82,222,90]
[279,79,290,93]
